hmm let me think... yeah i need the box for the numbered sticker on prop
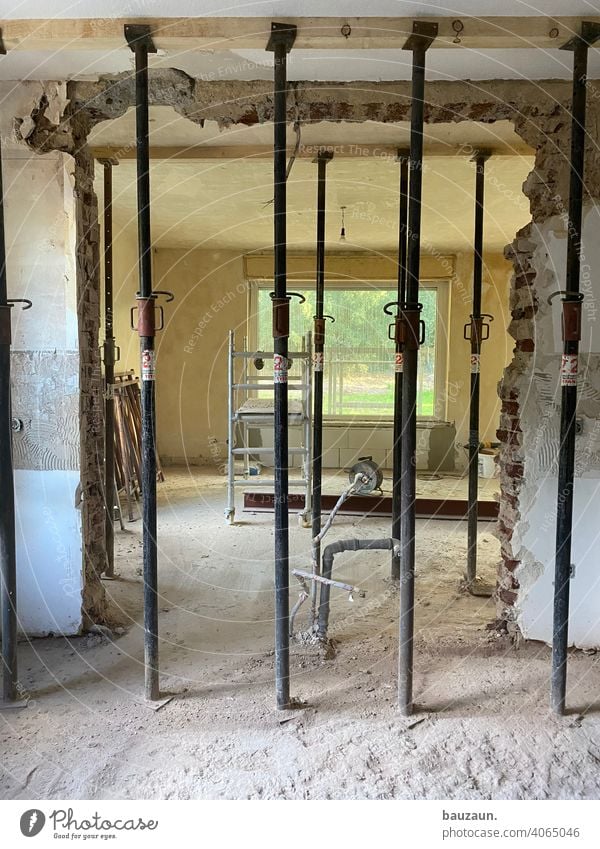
[470,353,480,374]
[313,351,324,372]
[141,349,156,381]
[561,354,578,386]
[274,353,288,384]
[395,352,404,374]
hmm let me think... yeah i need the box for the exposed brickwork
[495,225,538,631]
[71,112,107,626]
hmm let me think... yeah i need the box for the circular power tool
[348,456,383,495]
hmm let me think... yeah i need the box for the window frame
[248,277,449,423]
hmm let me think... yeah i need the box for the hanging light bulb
[339,205,347,242]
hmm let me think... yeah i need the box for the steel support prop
[398,21,437,716]
[266,22,297,710]
[550,21,600,716]
[126,24,161,702]
[99,158,119,579]
[0,117,32,707]
[0,134,17,704]
[390,150,409,581]
[311,149,334,627]
[465,151,493,595]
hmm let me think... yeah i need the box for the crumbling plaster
[14,71,600,641]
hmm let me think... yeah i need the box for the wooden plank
[243,491,499,521]
[90,142,529,162]
[1,17,596,52]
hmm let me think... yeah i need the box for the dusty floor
[1,468,599,800]
[248,465,500,501]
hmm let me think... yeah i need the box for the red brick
[501,400,519,416]
[498,588,518,605]
[497,428,520,445]
[516,339,535,352]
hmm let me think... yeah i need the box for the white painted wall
[1,81,84,636]
[14,471,82,636]
[513,206,600,649]
[537,208,600,357]
[518,477,600,649]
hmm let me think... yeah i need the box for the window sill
[323,418,451,428]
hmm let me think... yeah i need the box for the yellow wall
[153,248,246,463]
[447,251,513,453]
[110,224,141,374]
[112,241,513,467]
[112,236,247,464]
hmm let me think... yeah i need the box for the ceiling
[90,107,534,253]
[2,3,600,80]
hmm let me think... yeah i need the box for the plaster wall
[503,208,600,649]
[1,81,84,635]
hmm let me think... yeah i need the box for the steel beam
[244,491,500,520]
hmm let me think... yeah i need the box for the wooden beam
[90,142,530,162]
[1,16,597,52]
[244,253,455,282]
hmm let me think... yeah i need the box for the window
[254,284,441,418]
